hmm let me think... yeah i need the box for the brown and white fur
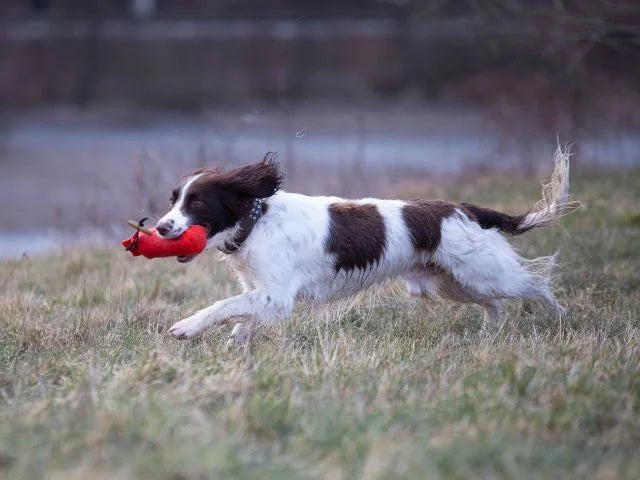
[156,148,573,344]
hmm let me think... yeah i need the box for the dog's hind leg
[480,300,504,330]
[433,271,507,328]
[403,266,442,299]
[518,255,565,316]
[405,265,502,328]
[530,287,564,317]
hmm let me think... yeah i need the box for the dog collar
[218,198,265,254]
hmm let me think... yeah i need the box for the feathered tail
[517,145,577,231]
[462,145,578,236]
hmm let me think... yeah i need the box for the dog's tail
[461,145,578,236]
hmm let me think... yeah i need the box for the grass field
[1,169,640,479]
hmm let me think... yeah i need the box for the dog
[156,148,573,344]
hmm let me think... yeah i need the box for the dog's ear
[218,153,283,199]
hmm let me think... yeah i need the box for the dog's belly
[295,262,411,302]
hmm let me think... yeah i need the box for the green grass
[1,170,640,479]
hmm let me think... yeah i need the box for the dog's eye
[191,199,203,208]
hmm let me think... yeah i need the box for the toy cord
[125,217,150,252]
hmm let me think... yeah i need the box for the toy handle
[127,219,153,235]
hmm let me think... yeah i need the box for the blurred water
[2,112,495,174]
[0,229,114,260]
[4,109,638,174]
[0,231,56,259]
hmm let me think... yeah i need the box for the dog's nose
[156,220,173,237]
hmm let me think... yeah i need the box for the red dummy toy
[122,219,207,260]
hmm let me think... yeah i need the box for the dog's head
[156,154,282,261]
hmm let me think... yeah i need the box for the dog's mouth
[203,224,216,239]
[177,254,198,263]
[176,224,211,263]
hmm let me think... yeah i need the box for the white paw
[168,314,206,339]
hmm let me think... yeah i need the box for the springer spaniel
[156,149,573,344]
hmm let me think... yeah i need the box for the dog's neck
[217,198,265,254]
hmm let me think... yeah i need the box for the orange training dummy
[122,219,207,260]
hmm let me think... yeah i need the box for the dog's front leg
[227,318,257,347]
[168,290,292,340]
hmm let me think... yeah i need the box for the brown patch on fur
[402,200,455,252]
[460,203,529,236]
[326,203,386,273]
[403,200,530,250]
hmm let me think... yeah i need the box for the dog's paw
[168,315,205,339]
[226,323,254,347]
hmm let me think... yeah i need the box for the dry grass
[1,170,640,479]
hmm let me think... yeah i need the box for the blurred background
[1,0,639,257]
